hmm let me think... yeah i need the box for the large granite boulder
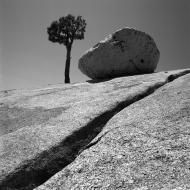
[0,69,190,190]
[79,28,160,79]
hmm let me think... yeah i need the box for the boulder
[0,69,190,190]
[79,28,160,79]
[36,72,190,190]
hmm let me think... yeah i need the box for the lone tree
[47,14,86,83]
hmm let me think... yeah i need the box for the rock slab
[36,73,190,190]
[79,28,160,79]
[0,69,190,190]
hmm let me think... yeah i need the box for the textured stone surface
[0,69,189,190]
[35,73,190,190]
[79,28,160,79]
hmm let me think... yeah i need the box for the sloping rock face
[36,72,190,190]
[79,28,160,79]
[0,69,190,190]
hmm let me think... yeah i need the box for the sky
[0,0,190,90]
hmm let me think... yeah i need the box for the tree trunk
[65,46,71,83]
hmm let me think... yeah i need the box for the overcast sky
[0,0,190,90]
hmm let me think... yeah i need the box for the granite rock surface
[36,72,190,190]
[0,69,189,190]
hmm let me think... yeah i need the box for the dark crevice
[167,74,177,82]
[141,59,144,63]
[1,71,190,190]
[78,131,110,155]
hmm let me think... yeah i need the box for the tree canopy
[47,14,86,48]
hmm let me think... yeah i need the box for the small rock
[79,27,160,79]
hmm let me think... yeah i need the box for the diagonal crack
[1,70,190,190]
